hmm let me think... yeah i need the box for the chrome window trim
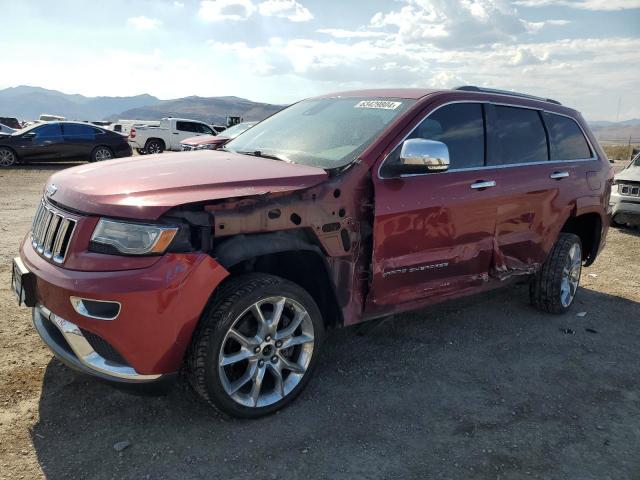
[377,100,598,180]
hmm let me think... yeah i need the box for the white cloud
[198,0,255,21]
[257,0,313,22]
[370,0,529,49]
[514,0,640,10]
[317,28,388,39]
[126,16,162,30]
[174,1,185,7]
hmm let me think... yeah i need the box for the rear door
[62,124,97,159]
[173,121,201,149]
[487,105,592,276]
[368,102,500,312]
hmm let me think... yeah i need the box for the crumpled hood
[181,135,228,146]
[46,150,328,220]
[615,166,640,183]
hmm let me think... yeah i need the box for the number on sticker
[355,100,402,110]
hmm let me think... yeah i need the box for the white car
[611,153,640,227]
[128,117,216,154]
[0,123,15,135]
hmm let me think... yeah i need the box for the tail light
[129,127,136,139]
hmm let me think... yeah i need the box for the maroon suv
[12,87,613,418]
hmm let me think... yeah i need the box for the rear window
[492,106,548,165]
[543,113,592,160]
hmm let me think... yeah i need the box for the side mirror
[386,139,450,176]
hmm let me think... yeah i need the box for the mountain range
[0,86,283,125]
[0,86,638,140]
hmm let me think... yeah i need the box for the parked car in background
[39,114,66,122]
[12,87,612,418]
[128,117,216,154]
[0,121,132,167]
[0,123,16,135]
[0,117,22,130]
[180,121,257,151]
[610,152,640,227]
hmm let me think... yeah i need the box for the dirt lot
[1,162,639,480]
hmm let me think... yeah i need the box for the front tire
[0,147,17,167]
[187,274,323,418]
[530,233,582,314]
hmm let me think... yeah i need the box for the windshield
[222,122,257,138]
[224,97,415,169]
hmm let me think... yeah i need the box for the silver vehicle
[0,123,16,135]
[611,153,640,226]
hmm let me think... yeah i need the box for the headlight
[90,219,178,255]
[194,143,216,150]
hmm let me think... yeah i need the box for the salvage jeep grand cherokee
[12,87,613,418]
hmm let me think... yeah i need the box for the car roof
[314,87,573,111]
[315,88,441,100]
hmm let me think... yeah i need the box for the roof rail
[454,86,562,105]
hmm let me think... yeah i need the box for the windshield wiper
[235,150,290,163]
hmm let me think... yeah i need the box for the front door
[16,123,64,161]
[367,102,500,313]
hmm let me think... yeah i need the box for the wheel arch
[145,137,166,149]
[560,212,603,266]
[0,145,20,162]
[213,231,343,328]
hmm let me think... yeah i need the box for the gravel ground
[1,161,639,480]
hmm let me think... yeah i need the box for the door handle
[470,180,496,190]
[173,132,180,135]
[550,171,570,180]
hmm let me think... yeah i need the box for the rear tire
[145,139,164,155]
[0,147,17,167]
[187,274,323,418]
[530,233,582,314]
[90,146,113,162]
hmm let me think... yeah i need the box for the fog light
[70,297,121,320]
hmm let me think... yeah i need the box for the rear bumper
[21,237,229,376]
[114,143,133,158]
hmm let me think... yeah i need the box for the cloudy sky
[3,0,639,120]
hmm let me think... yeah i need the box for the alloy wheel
[94,148,112,161]
[0,148,16,167]
[218,296,315,408]
[560,242,581,307]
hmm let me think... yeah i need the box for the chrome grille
[31,200,76,263]
[619,184,640,197]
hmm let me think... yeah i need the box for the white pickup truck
[128,117,216,154]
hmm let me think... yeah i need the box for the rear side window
[492,106,548,165]
[63,124,96,139]
[407,103,485,169]
[177,121,197,132]
[544,113,592,160]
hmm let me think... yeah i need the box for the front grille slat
[30,199,77,264]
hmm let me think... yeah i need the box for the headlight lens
[194,143,216,150]
[90,219,178,255]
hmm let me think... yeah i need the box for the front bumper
[20,236,229,376]
[33,305,163,383]
[610,189,640,223]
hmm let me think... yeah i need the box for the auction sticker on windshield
[355,100,402,110]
